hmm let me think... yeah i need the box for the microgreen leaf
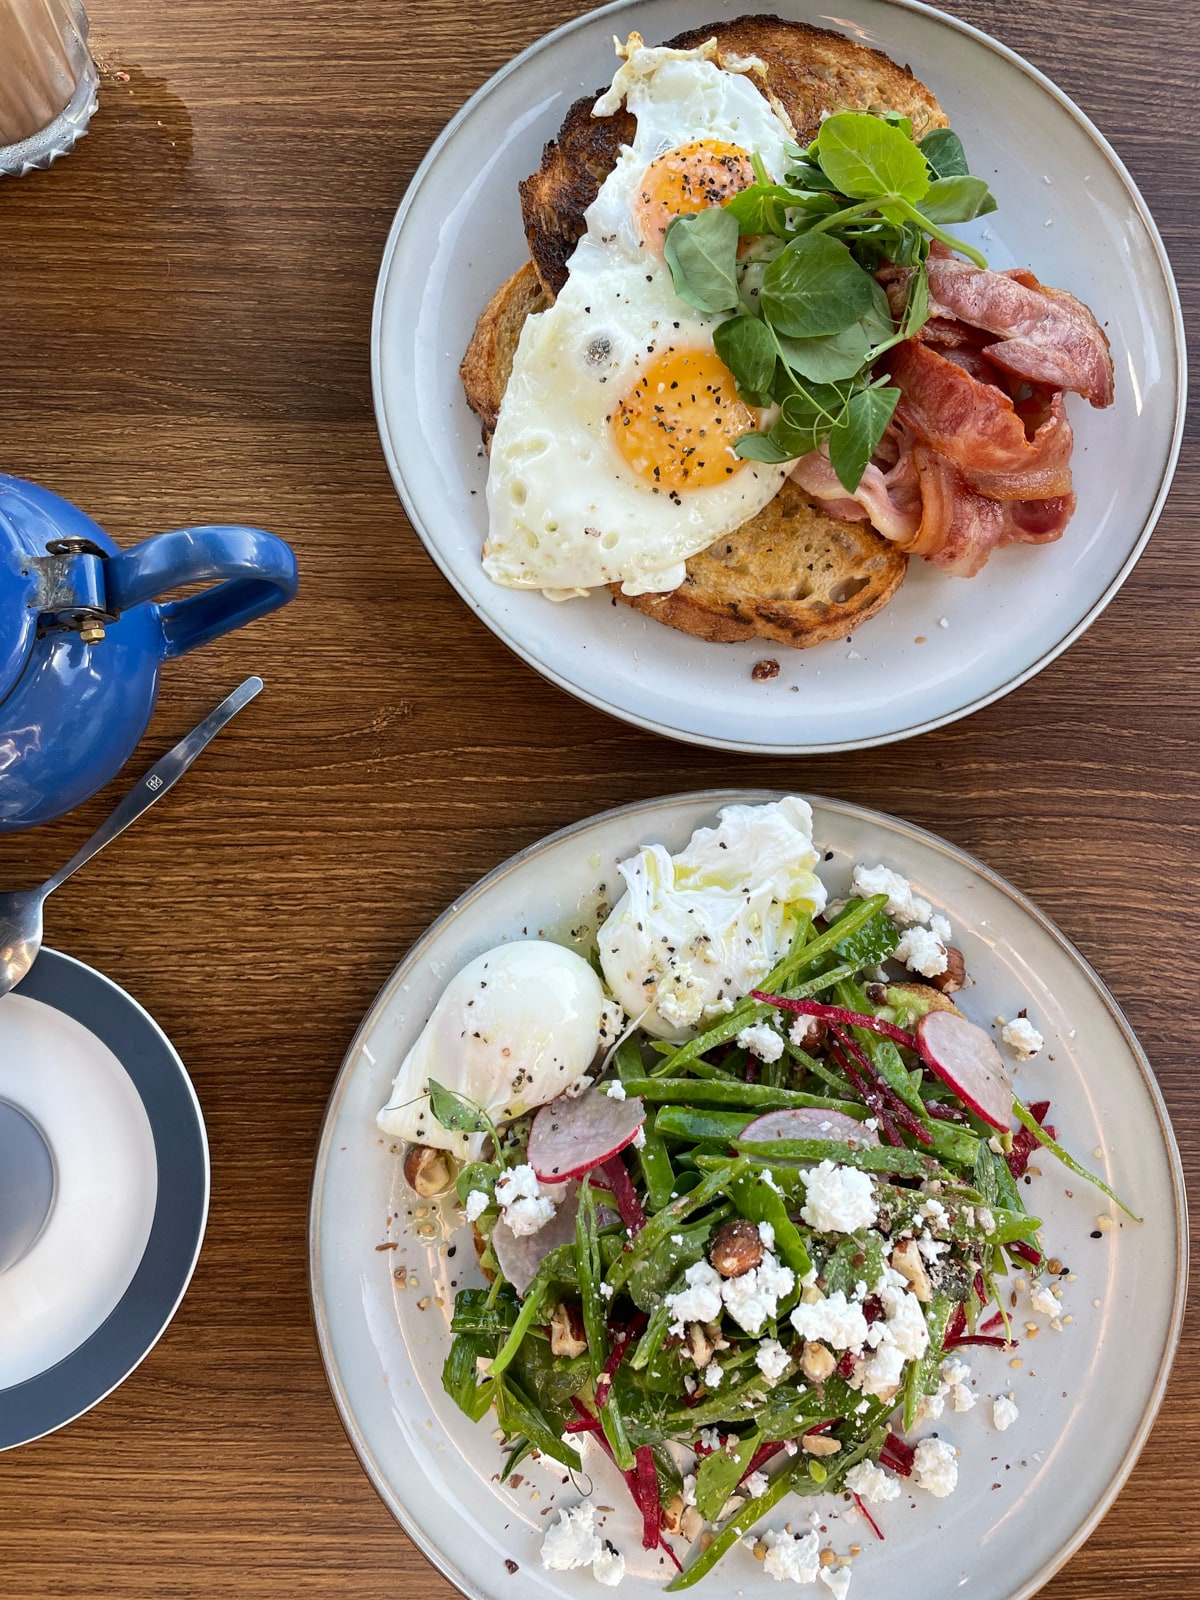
[775,324,873,383]
[814,112,930,203]
[827,384,900,493]
[920,175,998,224]
[662,208,741,313]
[759,232,875,337]
[428,1078,495,1136]
[713,314,777,397]
[724,182,796,238]
[733,431,795,464]
[919,127,970,180]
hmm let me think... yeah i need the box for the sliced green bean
[1013,1097,1140,1219]
[734,1137,935,1178]
[637,1127,677,1211]
[626,1077,864,1115]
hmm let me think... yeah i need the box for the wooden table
[0,1,1195,1594]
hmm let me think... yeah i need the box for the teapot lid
[0,499,42,709]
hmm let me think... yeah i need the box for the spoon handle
[44,676,264,896]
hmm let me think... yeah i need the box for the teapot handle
[104,526,298,659]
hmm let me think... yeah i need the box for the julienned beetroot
[915,1010,1014,1130]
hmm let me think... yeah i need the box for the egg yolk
[636,139,754,250]
[614,346,757,492]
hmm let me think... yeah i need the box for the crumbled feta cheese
[657,965,706,1030]
[1029,1282,1059,1316]
[819,1565,852,1600]
[682,1473,697,1507]
[665,1260,724,1332]
[605,1081,627,1101]
[929,913,952,944]
[800,1161,878,1232]
[720,1251,796,1334]
[762,1529,821,1584]
[756,1337,790,1383]
[918,1197,949,1230]
[844,1461,901,1505]
[564,1073,594,1099]
[698,1428,724,1452]
[599,1280,613,1299]
[736,1022,784,1062]
[850,864,932,927]
[541,1503,602,1570]
[1001,1016,1044,1059]
[703,996,736,1019]
[495,1163,557,1237]
[975,1206,996,1235]
[860,1339,906,1397]
[464,1188,489,1223]
[592,1542,626,1587]
[790,1289,869,1352]
[949,1383,975,1413]
[914,1390,945,1425]
[632,1126,646,1149]
[992,1394,1019,1432]
[757,1220,776,1251]
[704,1361,724,1389]
[912,1437,958,1498]
[743,1470,769,1499]
[895,924,948,978]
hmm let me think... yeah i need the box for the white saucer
[0,950,208,1450]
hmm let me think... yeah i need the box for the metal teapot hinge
[33,537,117,645]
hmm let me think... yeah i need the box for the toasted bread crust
[616,480,906,648]
[460,269,906,649]
[520,16,947,296]
[459,261,549,436]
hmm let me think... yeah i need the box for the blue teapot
[0,475,298,829]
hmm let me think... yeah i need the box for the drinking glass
[0,0,98,176]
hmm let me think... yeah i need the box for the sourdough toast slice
[520,15,947,296]
[461,265,907,649]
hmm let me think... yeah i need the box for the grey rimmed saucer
[0,949,208,1451]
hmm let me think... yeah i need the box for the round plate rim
[309,787,1189,1600]
[369,0,1187,755]
[0,948,210,1452]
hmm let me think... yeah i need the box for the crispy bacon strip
[926,248,1114,407]
[886,339,1075,497]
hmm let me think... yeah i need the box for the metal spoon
[0,676,263,998]
[0,1102,55,1274]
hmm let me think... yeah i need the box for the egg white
[483,44,796,599]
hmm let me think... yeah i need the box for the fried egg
[483,36,795,599]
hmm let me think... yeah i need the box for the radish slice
[527,1088,646,1182]
[915,1011,1013,1130]
[740,1107,879,1147]
[490,1184,578,1295]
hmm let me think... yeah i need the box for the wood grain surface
[0,1,1195,1595]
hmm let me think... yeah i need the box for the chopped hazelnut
[802,1433,841,1457]
[683,1322,714,1369]
[680,1505,704,1542]
[800,1341,837,1382]
[549,1302,588,1359]
[663,1494,684,1534]
[890,1238,933,1303]
[403,1144,454,1197]
[710,1218,764,1278]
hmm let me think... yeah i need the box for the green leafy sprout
[661,112,997,493]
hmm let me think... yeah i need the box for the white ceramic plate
[310,791,1186,1600]
[372,0,1184,753]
